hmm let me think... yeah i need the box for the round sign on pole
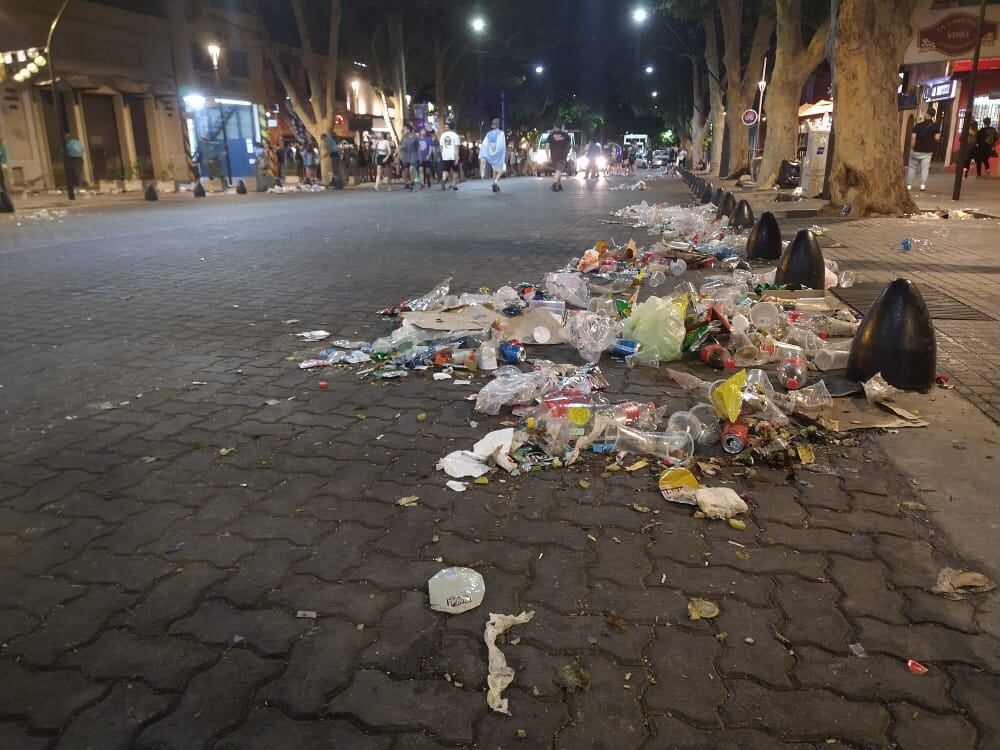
[742,109,759,127]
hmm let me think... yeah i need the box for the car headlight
[596,156,608,170]
[577,156,588,170]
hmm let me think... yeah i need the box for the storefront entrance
[81,93,123,182]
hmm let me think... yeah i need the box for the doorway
[40,88,72,187]
[127,97,154,180]
[81,93,122,181]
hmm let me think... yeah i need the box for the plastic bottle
[610,424,695,466]
[699,343,735,369]
[777,355,809,390]
[814,348,849,371]
[477,342,499,371]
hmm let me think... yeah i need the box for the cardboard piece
[796,395,929,431]
[401,308,501,331]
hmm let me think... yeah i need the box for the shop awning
[799,100,833,118]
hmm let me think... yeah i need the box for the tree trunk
[827,0,919,215]
[704,17,725,176]
[689,61,708,168]
[757,1,828,188]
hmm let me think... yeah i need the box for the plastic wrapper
[407,277,453,311]
[710,369,747,423]
[609,424,695,465]
[621,295,687,365]
[474,369,560,415]
[863,372,900,405]
[565,311,620,363]
[485,611,535,715]
[428,567,486,614]
[544,271,591,308]
[491,286,520,309]
[788,380,833,410]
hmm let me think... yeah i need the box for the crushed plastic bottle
[646,267,667,288]
[777,355,809,390]
[428,567,486,614]
[699,343,735,370]
[408,277,453,311]
[610,424,695,466]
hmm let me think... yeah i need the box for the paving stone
[142,531,259,568]
[498,642,569,701]
[262,575,396,624]
[589,533,652,588]
[63,629,218,690]
[136,649,281,749]
[645,625,725,725]
[652,563,775,608]
[720,679,890,745]
[216,708,391,750]
[0,609,39,642]
[0,660,106,731]
[855,617,1000,671]
[523,547,592,613]
[705,542,827,579]
[13,518,113,576]
[522,608,648,665]
[295,523,384,581]
[748,484,808,527]
[211,540,312,607]
[358,591,441,675]
[420,631,489,688]
[761,522,875,559]
[828,554,908,624]
[115,562,229,636]
[889,702,978,750]
[95,504,193,555]
[474,690,568,750]
[52,549,175,592]
[791,645,954,712]
[259,618,374,714]
[555,657,648,749]
[496,518,593,551]
[773,576,853,651]
[948,664,1000,742]
[326,669,482,744]
[646,525,711,566]
[9,585,136,666]
[645,715,817,750]
[584,578,688,623]
[169,599,313,656]
[876,535,946,589]
[0,723,52,750]
[0,572,84,616]
[55,681,171,750]
[348,555,446,590]
[429,533,538,574]
[714,600,794,687]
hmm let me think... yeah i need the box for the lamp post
[207,43,233,188]
[751,57,768,180]
[953,0,988,201]
[46,0,74,199]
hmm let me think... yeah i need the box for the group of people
[961,116,998,180]
[908,106,998,191]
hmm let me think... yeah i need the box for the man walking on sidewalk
[482,119,506,193]
[907,107,940,192]
[975,117,997,178]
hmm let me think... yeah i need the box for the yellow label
[567,406,592,426]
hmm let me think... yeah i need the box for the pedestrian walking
[323,132,343,188]
[0,136,9,197]
[65,133,86,189]
[373,132,392,191]
[482,118,506,193]
[400,123,420,191]
[584,138,602,179]
[418,127,433,189]
[962,120,979,180]
[439,117,461,191]
[547,121,571,192]
[974,116,997,178]
[907,107,940,192]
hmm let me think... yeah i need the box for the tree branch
[291,0,323,121]
[263,41,316,128]
[744,3,776,90]
[324,0,342,129]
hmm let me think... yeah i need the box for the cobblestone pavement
[1,176,999,749]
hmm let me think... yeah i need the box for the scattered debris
[485,611,535,714]
[555,660,592,692]
[428,567,486,614]
[931,568,995,600]
[687,598,721,620]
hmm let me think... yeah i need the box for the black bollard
[715,192,736,222]
[193,182,206,198]
[711,187,724,206]
[846,278,937,389]
[144,184,158,201]
[746,212,782,260]
[700,182,714,204]
[774,229,825,289]
[0,191,13,213]
[236,180,248,195]
[729,200,755,231]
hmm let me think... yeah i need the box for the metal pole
[218,101,233,188]
[952,0,987,201]
[46,0,74,199]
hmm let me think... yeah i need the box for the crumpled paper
[931,567,996,600]
[695,487,748,519]
[484,610,535,715]
[437,428,516,478]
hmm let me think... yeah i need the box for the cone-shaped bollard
[729,200,755,230]
[0,191,13,213]
[746,211,782,260]
[144,184,158,201]
[846,278,937,389]
[715,192,736,222]
[700,182,714,204]
[193,182,206,198]
[774,229,825,289]
[236,180,248,195]
[711,187,724,206]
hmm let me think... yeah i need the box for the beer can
[498,340,526,363]
[721,421,749,454]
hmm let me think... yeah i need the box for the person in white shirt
[438,117,461,191]
[373,132,392,191]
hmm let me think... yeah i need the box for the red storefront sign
[919,13,998,57]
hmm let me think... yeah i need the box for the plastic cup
[689,402,721,445]
[731,313,750,335]
[750,301,781,329]
[669,259,687,276]
[814,348,849,371]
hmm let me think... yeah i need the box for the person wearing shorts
[374,132,392,191]
[627,146,638,175]
[439,118,461,191]
[400,123,420,191]
[418,127,434,188]
[547,122,571,192]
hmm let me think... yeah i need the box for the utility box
[799,130,829,197]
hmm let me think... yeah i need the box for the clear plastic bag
[789,380,833,409]
[408,277,453,311]
[621,295,686,364]
[565,311,620,363]
[544,271,591,308]
[475,369,560,415]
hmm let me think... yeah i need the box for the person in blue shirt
[323,132,343,187]
[65,133,85,189]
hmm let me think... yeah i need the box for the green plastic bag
[621,295,687,365]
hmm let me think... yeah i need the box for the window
[228,50,249,78]
[192,44,213,72]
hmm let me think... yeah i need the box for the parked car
[650,149,671,168]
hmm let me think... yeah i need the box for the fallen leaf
[295,610,318,619]
[735,549,751,560]
[687,598,720,620]
[555,661,592,692]
[631,503,651,513]
[607,612,628,631]
[397,495,419,507]
[625,459,649,472]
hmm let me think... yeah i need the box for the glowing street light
[632,7,649,24]
[645,65,654,74]
[534,65,544,74]
[651,90,658,98]
[470,16,486,33]
[207,44,221,71]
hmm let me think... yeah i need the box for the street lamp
[207,44,221,72]
[350,78,360,111]
[651,90,658,98]
[631,7,649,24]
[534,65,544,74]
[470,16,486,33]
[645,65,654,74]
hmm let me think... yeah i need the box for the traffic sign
[742,109,759,126]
